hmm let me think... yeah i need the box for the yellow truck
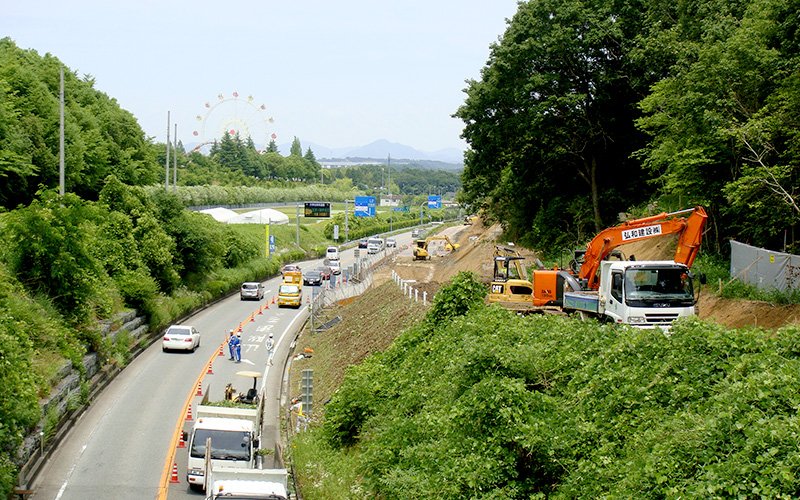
[277,271,303,308]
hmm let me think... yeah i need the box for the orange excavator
[576,206,708,289]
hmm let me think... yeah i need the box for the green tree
[455,0,654,248]
[635,0,798,249]
[290,136,302,157]
[4,191,108,322]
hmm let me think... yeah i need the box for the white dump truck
[204,467,289,500]
[185,404,262,489]
[562,260,700,329]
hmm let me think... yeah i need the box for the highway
[27,256,331,498]
[28,230,425,500]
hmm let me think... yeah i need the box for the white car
[328,258,341,275]
[162,325,200,352]
[240,282,265,300]
[386,237,396,248]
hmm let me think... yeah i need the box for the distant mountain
[182,138,465,167]
[279,139,465,165]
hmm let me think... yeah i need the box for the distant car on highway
[411,229,420,238]
[386,237,396,248]
[317,265,332,280]
[280,264,301,276]
[328,258,341,275]
[162,325,200,352]
[239,282,265,300]
[358,239,368,249]
[303,269,322,286]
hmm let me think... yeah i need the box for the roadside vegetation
[291,272,800,499]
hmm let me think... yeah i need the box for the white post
[414,289,418,302]
[423,291,427,306]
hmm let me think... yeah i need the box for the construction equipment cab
[412,235,459,261]
[488,245,581,308]
[277,271,303,308]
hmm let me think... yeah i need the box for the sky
[3,1,521,155]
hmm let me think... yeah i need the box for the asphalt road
[28,228,431,500]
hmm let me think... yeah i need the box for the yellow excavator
[412,235,459,261]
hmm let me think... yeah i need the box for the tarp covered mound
[227,208,289,225]
[198,207,238,223]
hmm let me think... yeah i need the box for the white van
[367,237,385,254]
[326,245,339,261]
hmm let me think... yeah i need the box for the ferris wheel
[191,92,276,153]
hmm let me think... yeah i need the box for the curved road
[31,226,450,500]
[28,230,429,500]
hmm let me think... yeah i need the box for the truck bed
[563,290,599,313]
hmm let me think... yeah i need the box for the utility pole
[59,66,65,197]
[173,123,178,192]
[165,111,170,190]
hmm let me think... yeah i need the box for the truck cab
[185,405,260,489]
[277,271,303,308]
[564,260,699,328]
[367,237,384,254]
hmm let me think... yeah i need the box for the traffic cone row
[186,404,193,421]
[178,433,186,448]
[196,381,203,396]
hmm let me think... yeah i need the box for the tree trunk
[589,156,601,233]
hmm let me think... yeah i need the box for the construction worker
[266,333,275,366]
[228,331,241,362]
[227,329,236,360]
[233,332,242,362]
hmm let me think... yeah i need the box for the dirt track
[378,220,800,331]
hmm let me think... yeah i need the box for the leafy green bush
[425,271,486,325]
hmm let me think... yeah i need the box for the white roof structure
[198,207,238,223]
[227,208,289,225]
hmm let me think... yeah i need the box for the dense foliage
[0,38,161,208]
[456,0,800,253]
[317,272,800,499]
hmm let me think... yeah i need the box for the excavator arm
[580,206,708,289]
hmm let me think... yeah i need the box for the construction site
[374,217,800,331]
[290,216,800,420]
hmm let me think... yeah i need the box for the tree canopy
[457,0,800,252]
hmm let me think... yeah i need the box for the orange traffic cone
[178,433,186,448]
[218,344,224,356]
[170,462,180,483]
[258,306,263,315]
[186,404,193,421]
[196,381,203,396]
[250,314,255,322]
[207,362,213,374]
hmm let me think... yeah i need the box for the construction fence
[730,239,800,293]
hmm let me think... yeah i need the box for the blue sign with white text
[355,196,376,217]
[427,195,442,209]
